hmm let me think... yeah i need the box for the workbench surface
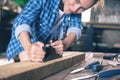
[44,52,120,80]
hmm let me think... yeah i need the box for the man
[6,0,100,62]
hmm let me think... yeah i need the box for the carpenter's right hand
[27,41,46,62]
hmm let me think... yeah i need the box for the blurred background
[0,0,120,56]
[73,0,120,53]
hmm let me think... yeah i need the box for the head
[63,0,99,14]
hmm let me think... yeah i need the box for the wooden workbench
[44,52,120,80]
[0,52,120,80]
[0,52,85,80]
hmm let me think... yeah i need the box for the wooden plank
[0,52,85,80]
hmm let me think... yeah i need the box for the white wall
[81,8,91,22]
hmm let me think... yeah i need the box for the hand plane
[43,36,62,62]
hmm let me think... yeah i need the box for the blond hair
[93,0,105,14]
[98,0,104,10]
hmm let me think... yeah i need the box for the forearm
[62,27,82,50]
[63,32,76,50]
[18,31,32,51]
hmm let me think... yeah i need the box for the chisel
[70,61,100,74]
[71,69,120,80]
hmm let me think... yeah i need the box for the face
[63,0,98,14]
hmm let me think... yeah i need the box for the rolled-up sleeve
[67,27,82,40]
[15,24,32,39]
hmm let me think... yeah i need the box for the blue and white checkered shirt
[6,0,83,60]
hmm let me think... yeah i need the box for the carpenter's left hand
[50,40,64,54]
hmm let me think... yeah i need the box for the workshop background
[0,0,120,61]
[0,0,120,80]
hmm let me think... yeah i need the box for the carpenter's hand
[28,41,45,62]
[50,40,64,54]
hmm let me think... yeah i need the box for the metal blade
[70,68,85,74]
[71,74,97,80]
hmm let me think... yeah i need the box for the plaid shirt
[6,0,83,60]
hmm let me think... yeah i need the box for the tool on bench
[43,36,62,62]
[103,54,118,60]
[91,64,103,72]
[70,61,103,74]
[71,69,120,80]
[117,54,120,61]
[102,53,120,66]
